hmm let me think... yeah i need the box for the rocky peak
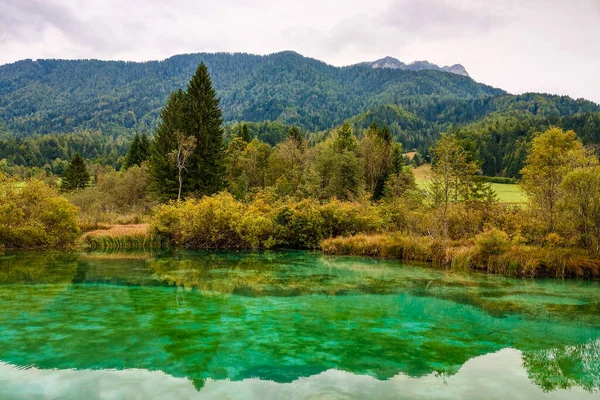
[361,57,469,77]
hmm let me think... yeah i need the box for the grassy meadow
[413,164,526,204]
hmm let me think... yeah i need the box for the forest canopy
[1,52,599,178]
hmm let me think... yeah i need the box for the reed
[321,233,600,278]
[81,224,169,250]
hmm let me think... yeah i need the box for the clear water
[0,250,598,399]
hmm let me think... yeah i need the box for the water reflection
[0,250,598,397]
[0,348,598,399]
[523,340,600,392]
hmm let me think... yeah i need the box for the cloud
[381,0,503,36]
[0,0,110,51]
[288,0,508,58]
[0,0,599,103]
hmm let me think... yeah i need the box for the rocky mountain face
[361,56,470,77]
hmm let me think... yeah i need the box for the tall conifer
[123,133,150,169]
[185,63,225,195]
[124,133,141,169]
[61,153,90,191]
[237,124,251,143]
[148,89,187,200]
[148,64,225,199]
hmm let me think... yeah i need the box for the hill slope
[1,51,599,177]
[0,51,504,136]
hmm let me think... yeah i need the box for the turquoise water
[0,250,598,399]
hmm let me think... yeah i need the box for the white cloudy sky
[1,0,599,102]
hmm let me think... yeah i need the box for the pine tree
[124,133,151,169]
[148,64,225,199]
[237,124,251,143]
[148,89,187,200]
[139,133,150,162]
[185,63,225,195]
[287,126,303,146]
[123,133,140,169]
[61,153,90,191]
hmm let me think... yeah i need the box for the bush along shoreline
[1,59,599,280]
[321,231,600,279]
[0,174,80,250]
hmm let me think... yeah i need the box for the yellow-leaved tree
[520,127,596,237]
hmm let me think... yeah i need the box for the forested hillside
[1,51,599,176]
[0,51,503,136]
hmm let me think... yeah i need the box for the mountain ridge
[358,56,470,77]
[1,51,599,177]
[0,51,503,136]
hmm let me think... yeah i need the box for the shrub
[237,200,276,249]
[152,192,243,248]
[319,199,382,238]
[151,195,386,250]
[67,165,155,225]
[446,204,485,240]
[151,192,277,249]
[274,199,325,249]
[0,176,79,248]
[474,228,511,259]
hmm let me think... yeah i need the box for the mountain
[1,50,599,176]
[360,56,470,77]
[0,51,501,137]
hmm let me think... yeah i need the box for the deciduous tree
[169,132,197,202]
[520,127,591,234]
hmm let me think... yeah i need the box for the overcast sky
[1,0,599,103]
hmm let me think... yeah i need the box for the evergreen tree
[125,133,141,168]
[237,124,251,143]
[148,90,187,200]
[61,153,90,191]
[148,63,225,200]
[186,63,225,195]
[287,126,303,146]
[123,133,150,169]
[139,133,150,161]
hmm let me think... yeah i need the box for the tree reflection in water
[0,250,598,394]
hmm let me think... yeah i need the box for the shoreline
[5,224,599,280]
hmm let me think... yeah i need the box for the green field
[415,180,526,204]
[417,179,526,203]
[413,165,526,204]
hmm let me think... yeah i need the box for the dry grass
[322,233,600,279]
[80,224,168,249]
[80,252,154,261]
[412,164,433,181]
[78,222,112,233]
[403,151,417,160]
[81,224,150,239]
